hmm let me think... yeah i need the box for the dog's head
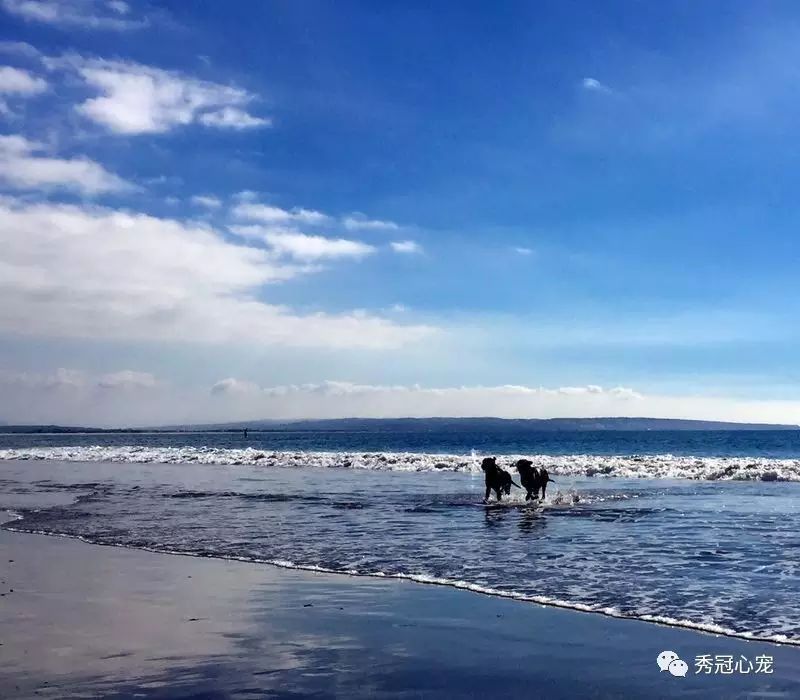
[480,457,497,473]
[515,458,533,474]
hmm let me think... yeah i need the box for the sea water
[2,429,799,644]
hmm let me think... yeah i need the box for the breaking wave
[1,445,799,481]
[5,519,797,646]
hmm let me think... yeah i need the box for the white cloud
[106,0,128,14]
[230,225,376,261]
[231,202,330,225]
[0,41,43,59]
[210,377,261,395]
[190,195,222,209]
[0,65,47,94]
[194,379,800,424]
[51,57,268,134]
[0,197,433,349]
[390,240,422,254]
[5,370,800,426]
[1,0,147,30]
[201,380,652,420]
[513,246,533,255]
[264,231,375,261]
[198,107,271,130]
[582,77,611,93]
[0,135,131,194]
[343,214,400,231]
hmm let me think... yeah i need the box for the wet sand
[1,528,799,699]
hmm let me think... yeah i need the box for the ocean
[2,429,799,645]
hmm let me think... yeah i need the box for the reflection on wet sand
[2,529,800,699]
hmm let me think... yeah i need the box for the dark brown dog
[481,457,520,502]
[515,459,554,501]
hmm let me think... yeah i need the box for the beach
[4,0,800,695]
[2,526,799,699]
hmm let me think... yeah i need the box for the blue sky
[1,0,800,425]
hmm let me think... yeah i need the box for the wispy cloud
[390,240,422,254]
[46,56,269,134]
[264,231,375,261]
[581,77,611,93]
[0,41,44,59]
[190,195,222,209]
[1,0,148,31]
[343,214,400,231]
[231,202,330,225]
[198,106,270,130]
[0,65,47,94]
[230,225,376,261]
[0,135,132,193]
[210,377,260,395]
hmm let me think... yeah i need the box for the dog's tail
[510,478,521,489]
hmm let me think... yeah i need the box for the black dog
[481,457,520,502]
[515,459,554,501]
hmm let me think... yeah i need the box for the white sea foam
[2,445,800,481]
[1,509,23,524]
[4,521,798,646]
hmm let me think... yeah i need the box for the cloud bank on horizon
[4,369,799,427]
[1,1,800,425]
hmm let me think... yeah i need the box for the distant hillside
[1,417,797,434]
[0,425,145,434]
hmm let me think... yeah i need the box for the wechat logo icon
[657,651,688,677]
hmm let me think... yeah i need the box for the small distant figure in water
[515,459,555,501]
[481,457,520,503]
[243,428,248,439]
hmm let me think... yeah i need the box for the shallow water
[2,442,800,645]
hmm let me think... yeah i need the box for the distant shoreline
[1,416,798,434]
